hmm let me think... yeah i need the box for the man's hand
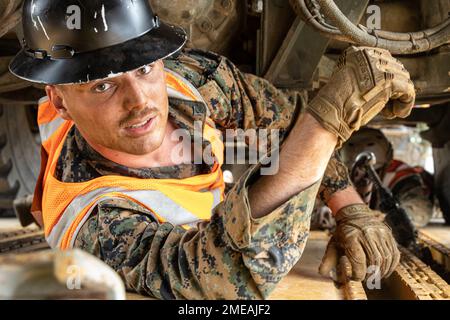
[307,46,415,147]
[319,204,401,282]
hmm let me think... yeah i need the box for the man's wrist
[290,112,338,152]
[326,187,365,216]
[284,112,338,181]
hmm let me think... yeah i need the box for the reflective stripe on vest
[47,187,223,249]
[37,69,225,249]
[165,69,206,104]
[39,117,66,142]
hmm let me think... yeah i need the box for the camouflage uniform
[62,49,351,299]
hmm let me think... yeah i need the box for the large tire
[433,142,450,225]
[436,168,450,225]
[0,104,40,217]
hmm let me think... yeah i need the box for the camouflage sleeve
[318,151,352,203]
[74,165,320,300]
[180,50,352,202]
[165,49,303,135]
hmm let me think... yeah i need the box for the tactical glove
[307,46,415,148]
[319,204,401,282]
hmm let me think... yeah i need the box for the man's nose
[122,79,148,111]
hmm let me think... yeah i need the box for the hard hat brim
[9,22,187,85]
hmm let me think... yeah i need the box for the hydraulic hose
[290,0,450,54]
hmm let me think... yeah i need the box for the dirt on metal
[0,225,48,255]
[385,247,450,300]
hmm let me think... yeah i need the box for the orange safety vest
[32,70,225,250]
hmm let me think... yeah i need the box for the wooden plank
[420,222,450,248]
[0,218,23,231]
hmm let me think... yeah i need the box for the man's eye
[138,64,153,75]
[93,83,113,93]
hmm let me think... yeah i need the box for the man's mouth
[127,117,153,129]
[123,115,157,136]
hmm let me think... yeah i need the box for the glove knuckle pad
[307,46,414,147]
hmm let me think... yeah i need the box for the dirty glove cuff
[335,204,385,224]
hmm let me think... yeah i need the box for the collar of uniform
[168,97,207,135]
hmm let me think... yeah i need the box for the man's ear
[45,85,73,121]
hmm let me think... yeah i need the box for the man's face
[47,60,169,155]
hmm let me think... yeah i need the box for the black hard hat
[9,0,187,85]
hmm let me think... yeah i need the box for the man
[9,0,415,299]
